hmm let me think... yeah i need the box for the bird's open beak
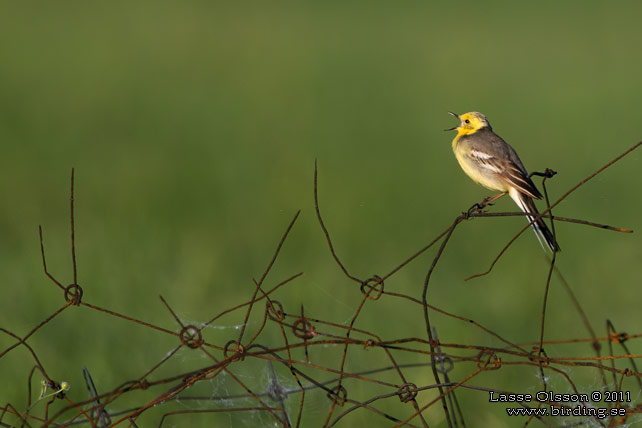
[444,111,460,131]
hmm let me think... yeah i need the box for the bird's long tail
[508,188,560,252]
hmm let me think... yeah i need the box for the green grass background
[1,2,641,427]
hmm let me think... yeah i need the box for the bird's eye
[465,119,470,124]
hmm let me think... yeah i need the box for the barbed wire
[1,140,641,427]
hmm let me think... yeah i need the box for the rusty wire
[1,140,641,427]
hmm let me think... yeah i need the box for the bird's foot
[464,202,485,218]
[481,196,496,207]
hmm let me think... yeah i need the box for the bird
[446,111,560,252]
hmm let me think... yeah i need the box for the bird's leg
[481,191,507,207]
[464,191,508,218]
[464,191,506,217]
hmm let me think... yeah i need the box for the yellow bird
[447,111,560,252]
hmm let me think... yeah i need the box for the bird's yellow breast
[452,133,509,192]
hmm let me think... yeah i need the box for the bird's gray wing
[466,130,543,199]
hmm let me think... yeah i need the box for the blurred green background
[1,2,641,427]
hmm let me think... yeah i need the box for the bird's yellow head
[446,111,492,136]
